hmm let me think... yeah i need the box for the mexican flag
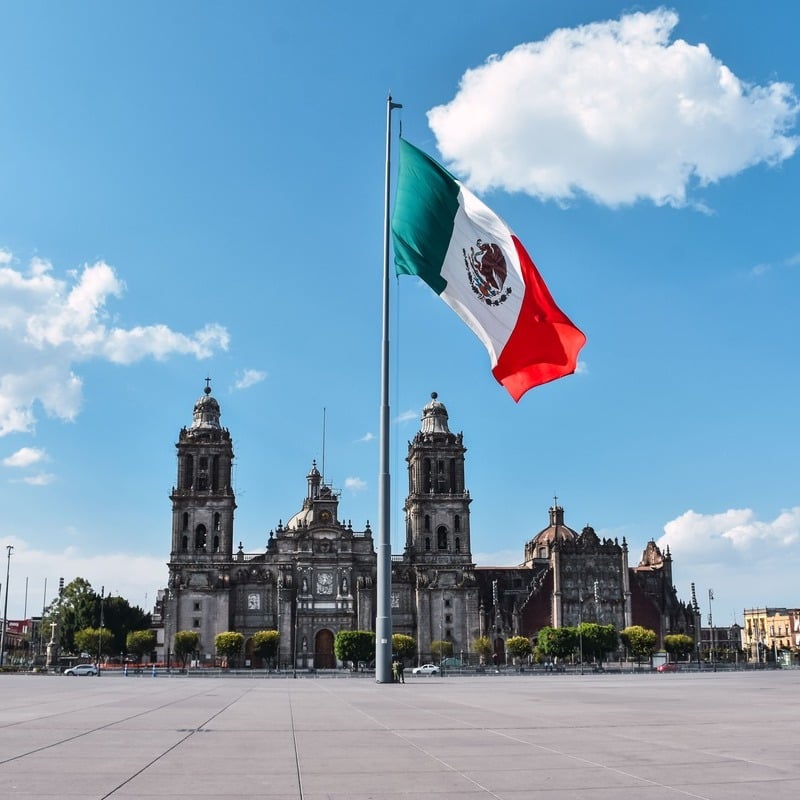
[391,139,585,402]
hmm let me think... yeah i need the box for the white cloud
[395,409,418,424]
[344,476,366,492]
[358,432,375,443]
[428,8,799,208]
[3,446,47,468]
[234,369,267,390]
[0,254,230,436]
[0,535,165,620]
[22,473,55,486]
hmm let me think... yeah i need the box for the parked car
[656,662,679,673]
[64,663,99,676]
[412,663,440,676]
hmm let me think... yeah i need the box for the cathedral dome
[525,505,578,561]
[420,392,451,435]
[191,382,221,430]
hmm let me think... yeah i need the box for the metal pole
[97,586,104,676]
[0,546,13,667]
[708,589,715,672]
[376,93,402,684]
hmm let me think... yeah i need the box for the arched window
[214,512,221,531]
[455,537,461,553]
[182,512,189,531]
[213,535,220,553]
[454,514,460,532]
[424,514,430,532]
[194,524,207,550]
[185,455,194,489]
[181,535,188,552]
[437,525,448,550]
[424,537,431,551]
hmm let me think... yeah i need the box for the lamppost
[97,586,104,676]
[0,545,13,667]
[578,587,584,675]
[708,589,716,672]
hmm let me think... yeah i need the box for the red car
[656,662,679,672]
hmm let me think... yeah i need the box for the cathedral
[161,385,697,668]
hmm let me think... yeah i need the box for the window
[424,537,431,551]
[214,512,221,531]
[445,614,452,623]
[195,524,207,550]
[192,618,200,628]
[444,599,451,608]
[455,537,461,553]
[197,456,208,490]
[213,535,220,553]
[182,512,189,531]
[193,602,201,611]
[437,525,448,550]
[454,514,460,532]
[424,514,430,532]
[181,535,188,552]
[185,455,194,489]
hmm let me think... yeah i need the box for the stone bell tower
[164,381,236,660]
[404,392,472,565]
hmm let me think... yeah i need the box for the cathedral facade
[161,386,697,667]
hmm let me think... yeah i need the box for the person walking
[397,660,405,683]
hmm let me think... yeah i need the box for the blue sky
[1,1,798,631]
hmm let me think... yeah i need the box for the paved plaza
[1,670,798,799]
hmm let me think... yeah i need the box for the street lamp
[0,545,13,667]
[97,586,104,676]
[708,589,716,673]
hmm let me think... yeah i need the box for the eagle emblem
[463,239,512,306]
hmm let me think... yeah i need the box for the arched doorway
[315,629,335,669]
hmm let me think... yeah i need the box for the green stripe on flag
[392,139,460,295]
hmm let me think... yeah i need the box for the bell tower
[169,380,236,565]
[404,392,472,565]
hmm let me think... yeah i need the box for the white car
[412,663,440,676]
[64,664,99,676]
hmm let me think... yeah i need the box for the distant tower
[404,392,472,565]
[164,381,236,658]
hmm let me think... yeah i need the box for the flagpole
[376,94,402,684]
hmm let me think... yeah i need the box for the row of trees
[169,625,697,670]
[39,578,154,662]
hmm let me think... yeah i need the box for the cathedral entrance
[314,629,335,669]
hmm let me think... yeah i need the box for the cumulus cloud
[233,369,267,390]
[658,507,800,561]
[0,253,230,436]
[428,8,799,207]
[344,476,366,492]
[3,446,47,467]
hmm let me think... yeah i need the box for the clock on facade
[316,572,334,595]
[320,509,332,523]
[247,593,260,610]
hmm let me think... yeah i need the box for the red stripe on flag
[492,236,586,402]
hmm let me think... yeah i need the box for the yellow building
[742,607,794,663]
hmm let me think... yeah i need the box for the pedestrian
[392,659,399,682]
[398,660,405,683]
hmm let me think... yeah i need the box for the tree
[473,636,492,665]
[215,631,244,668]
[42,578,97,655]
[506,636,532,664]
[537,626,577,662]
[102,595,152,655]
[126,630,157,664]
[392,634,416,661]
[619,625,657,665]
[173,630,200,668]
[334,631,375,667]
[578,623,617,665]
[251,630,280,668]
[74,627,114,660]
[664,633,694,661]
[430,640,453,661]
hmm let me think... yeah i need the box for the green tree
[42,578,97,655]
[73,627,114,660]
[334,631,375,667]
[473,636,492,665]
[506,635,533,664]
[430,640,453,661]
[251,630,280,668]
[578,623,618,665]
[392,634,416,661]
[102,595,152,655]
[619,625,657,664]
[664,633,694,661]
[537,626,577,662]
[126,630,157,664]
[215,631,244,667]
[173,630,200,668]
